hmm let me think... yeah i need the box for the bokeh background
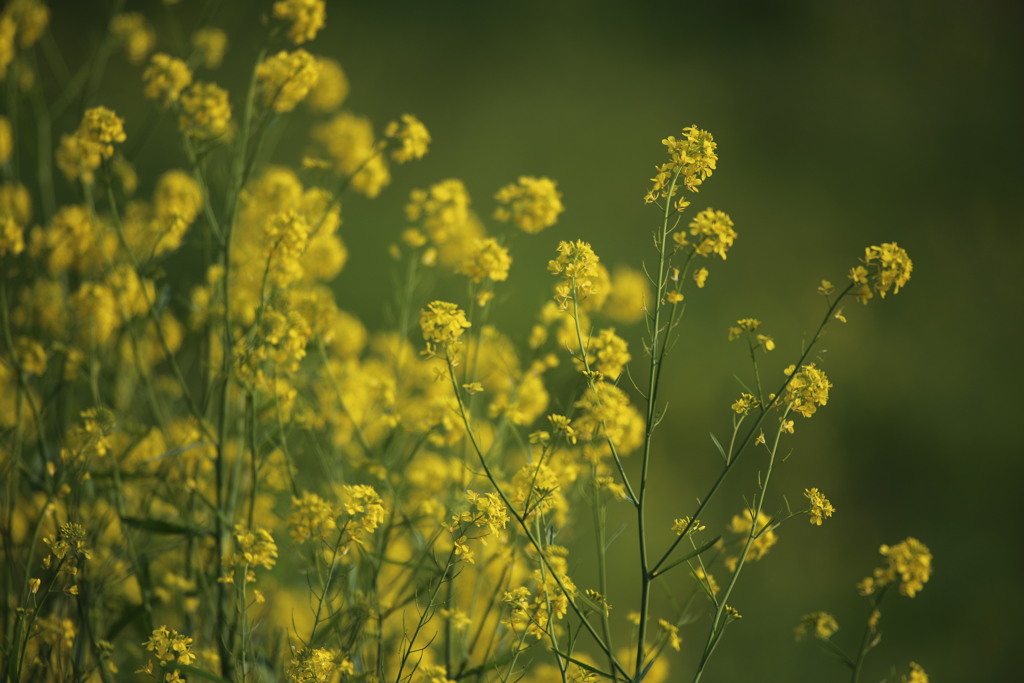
[49,0,1024,679]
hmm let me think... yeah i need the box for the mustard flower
[420,300,471,348]
[861,242,913,299]
[0,115,10,163]
[549,239,601,309]
[265,209,311,287]
[226,524,278,574]
[256,49,321,113]
[903,662,929,683]
[70,282,119,346]
[143,53,192,106]
[727,509,777,565]
[305,57,348,112]
[457,237,511,283]
[0,216,23,256]
[859,537,932,598]
[658,618,682,651]
[288,491,339,543]
[339,484,386,543]
[191,27,228,69]
[731,392,758,415]
[784,363,832,418]
[109,13,155,64]
[3,0,49,49]
[585,327,630,380]
[602,265,650,323]
[676,208,736,259]
[312,113,390,197]
[385,113,431,163]
[142,625,196,666]
[56,106,127,183]
[43,522,90,560]
[0,18,13,78]
[494,175,564,234]
[645,124,718,202]
[178,81,232,140]
[804,487,835,525]
[794,611,839,641]
[573,381,644,456]
[288,647,354,683]
[273,0,326,44]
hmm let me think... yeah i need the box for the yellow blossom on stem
[859,537,932,598]
[784,363,832,418]
[191,27,228,69]
[256,49,321,113]
[178,82,231,140]
[385,113,431,163]
[794,611,839,641]
[109,13,155,64]
[804,488,835,525]
[56,106,126,183]
[273,0,326,45]
[143,53,193,106]
[457,237,511,283]
[645,124,718,201]
[494,176,564,233]
[420,300,471,353]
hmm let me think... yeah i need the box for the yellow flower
[4,0,49,49]
[288,491,338,543]
[804,488,835,525]
[646,125,718,202]
[385,113,431,163]
[273,0,326,44]
[143,53,192,105]
[142,626,196,666]
[903,662,929,683]
[109,13,155,64]
[549,240,600,309]
[312,113,390,197]
[727,509,777,564]
[191,27,228,69]
[860,537,932,598]
[658,618,682,651]
[494,176,564,233]
[861,242,913,299]
[178,82,232,140]
[794,611,838,641]
[457,237,511,283]
[683,208,736,259]
[784,363,832,418]
[256,49,321,113]
[305,57,348,112]
[55,107,126,183]
[420,300,471,351]
[0,115,11,164]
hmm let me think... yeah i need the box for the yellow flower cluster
[43,522,90,560]
[858,537,932,598]
[339,484,386,543]
[225,525,278,579]
[265,209,312,287]
[56,106,126,183]
[726,509,777,569]
[420,300,471,350]
[256,49,321,113]
[645,124,718,202]
[783,363,832,418]
[456,237,511,284]
[143,53,193,105]
[305,57,348,112]
[903,662,929,683]
[573,381,644,460]
[2,0,49,51]
[674,208,737,259]
[312,112,391,197]
[794,611,839,641]
[494,176,564,233]
[849,242,914,303]
[109,13,154,64]
[585,327,631,380]
[142,625,196,666]
[178,81,232,140]
[273,0,326,45]
[405,178,483,266]
[549,240,601,309]
[804,488,835,525]
[288,491,338,543]
[287,647,354,683]
[192,27,228,69]
[385,113,431,163]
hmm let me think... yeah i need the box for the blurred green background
[50,0,1023,679]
